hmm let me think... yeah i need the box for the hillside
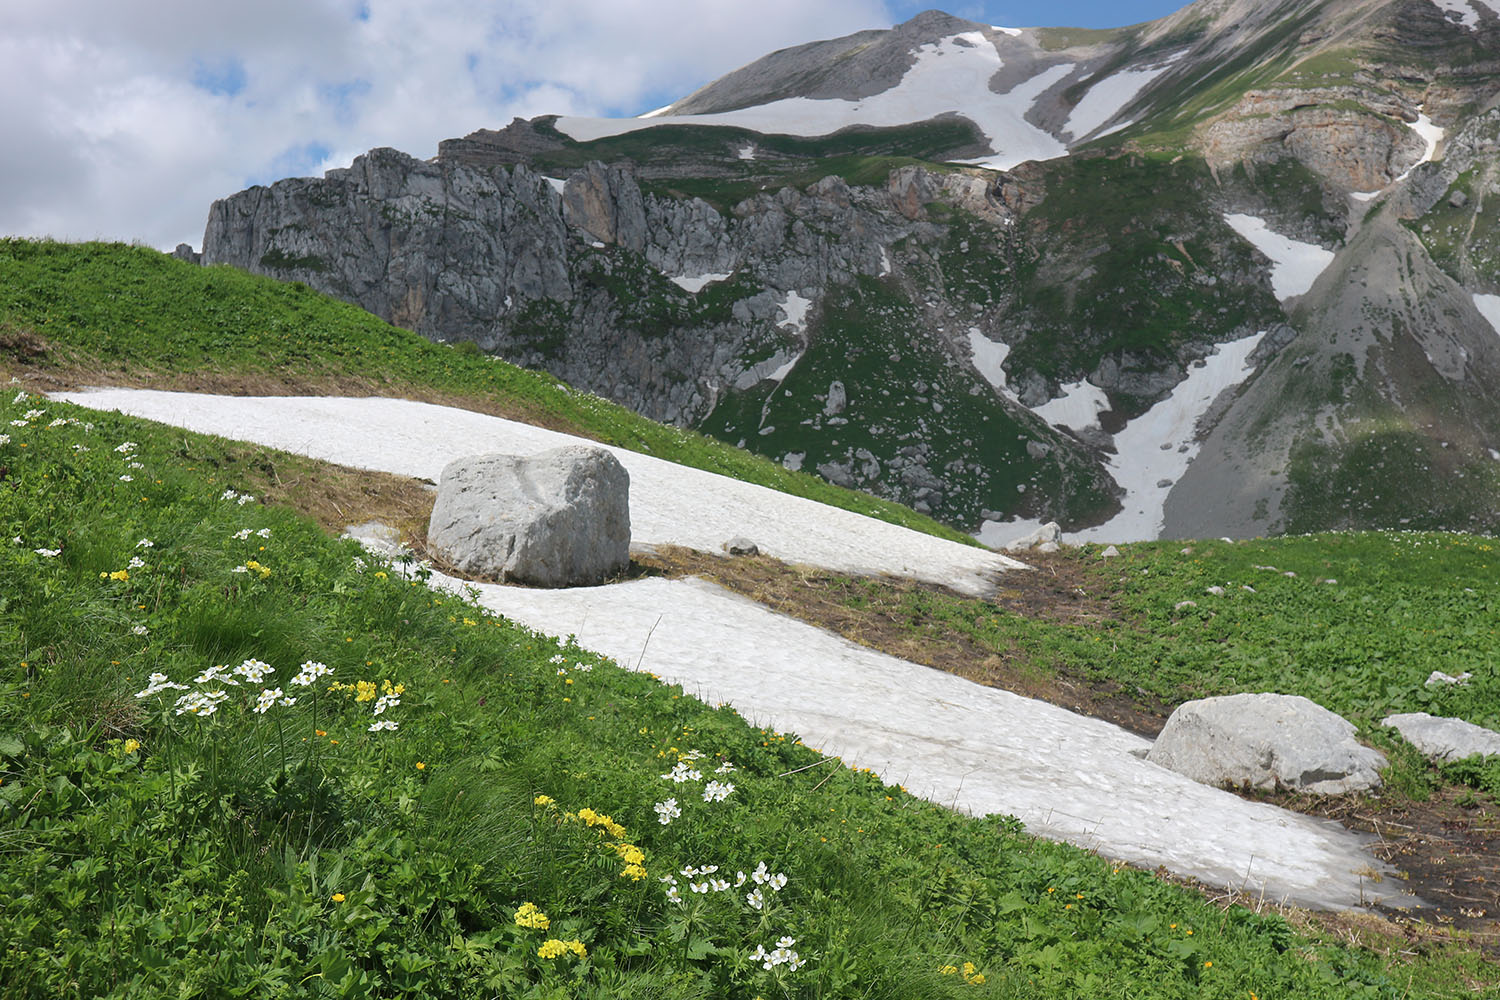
[4,258,1500,995]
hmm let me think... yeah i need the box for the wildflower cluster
[219,488,257,506]
[750,936,806,972]
[327,677,408,732]
[513,902,550,930]
[536,938,587,960]
[939,961,987,985]
[231,559,271,579]
[512,902,587,962]
[660,859,788,911]
[656,749,736,822]
[535,796,647,881]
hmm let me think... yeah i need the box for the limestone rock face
[427,447,630,587]
[1000,521,1061,551]
[1147,693,1386,795]
[1383,712,1500,764]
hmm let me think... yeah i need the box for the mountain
[197,0,1500,542]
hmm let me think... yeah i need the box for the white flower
[236,495,255,506]
[653,798,681,825]
[714,761,735,774]
[11,391,26,403]
[173,690,228,716]
[352,556,367,571]
[131,625,149,637]
[368,719,399,732]
[11,536,21,545]
[118,475,133,482]
[114,441,137,454]
[548,653,566,664]
[661,762,703,783]
[373,693,401,715]
[699,865,718,874]
[788,954,806,971]
[128,461,144,469]
[679,866,700,878]
[556,667,568,676]
[220,489,239,501]
[746,888,765,911]
[135,538,153,548]
[9,420,27,428]
[659,875,678,885]
[230,565,249,574]
[135,672,189,697]
[690,882,709,894]
[767,872,788,891]
[752,861,770,885]
[255,528,271,538]
[709,878,730,892]
[253,688,283,714]
[702,780,734,802]
[734,871,747,887]
[232,528,252,540]
[278,694,297,707]
[70,443,87,452]
[48,418,67,428]
[0,434,10,446]
[750,945,768,963]
[291,661,333,686]
[232,658,274,683]
[127,556,145,569]
[664,885,682,904]
[194,665,239,686]
[573,662,592,672]
[776,936,796,950]
[22,409,44,420]
[33,548,60,558]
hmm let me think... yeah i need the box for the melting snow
[1473,293,1500,334]
[1223,214,1336,301]
[776,290,812,334]
[1063,52,1183,140]
[967,328,1012,391]
[670,272,732,293]
[544,176,567,195]
[1428,0,1482,27]
[1394,112,1445,183]
[879,246,892,276]
[558,33,1073,172]
[1032,379,1110,431]
[1071,331,1266,545]
[736,144,756,161]
[55,390,1021,595]
[991,25,1023,36]
[975,516,1045,549]
[428,571,1414,911]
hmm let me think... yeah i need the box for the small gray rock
[1148,693,1386,794]
[1100,545,1121,559]
[722,537,760,557]
[427,446,630,587]
[1383,712,1500,763]
[1425,670,1473,688]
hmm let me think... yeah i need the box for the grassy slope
[2,389,1491,998]
[0,239,974,547]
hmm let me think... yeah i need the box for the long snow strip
[1223,214,1336,301]
[557,32,1071,173]
[53,389,1024,595]
[1473,293,1500,335]
[1063,53,1182,140]
[419,568,1416,912]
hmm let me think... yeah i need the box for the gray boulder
[1147,693,1386,794]
[1000,521,1061,552]
[427,446,630,587]
[1382,712,1500,763]
[722,537,760,556]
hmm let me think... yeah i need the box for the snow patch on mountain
[1063,52,1184,140]
[967,328,1012,391]
[1473,293,1500,334]
[1395,112,1445,183]
[1428,0,1482,28]
[777,290,812,334]
[558,33,1072,171]
[1032,379,1109,431]
[1223,214,1335,301]
[1072,331,1266,544]
[670,272,733,293]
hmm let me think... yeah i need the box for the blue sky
[0,0,1194,250]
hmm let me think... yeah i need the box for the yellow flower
[621,863,648,881]
[415,762,426,770]
[123,739,141,754]
[939,965,958,976]
[537,938,586,960]
[331,893,345,902]
[513,902,550,930]
[613,843,645,866]
[374,571,388,579]
[354,680,377,702]
[534,795,556,807]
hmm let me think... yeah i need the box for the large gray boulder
[427,447,630,587]
[1147,693,1386,795]
[1382,713,1500,763]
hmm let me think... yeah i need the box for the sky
[0,1,1188,251]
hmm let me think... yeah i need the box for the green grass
[2,378,1492,997]
[0,239,974,547]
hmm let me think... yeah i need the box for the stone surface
[1100,545,1120,558]
[1425,670,1473,688]
[722,537,760,556]
[1383,712,1500,763]
[427,446,630,587]
[1001,521,1061,551]
[1148,693,1386,794]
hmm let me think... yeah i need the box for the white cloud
[0,0,890,250]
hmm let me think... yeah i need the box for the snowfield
[1063,52,1183,140]
[1474,293,1500,334]
[558,32,1073,172]
[416,570,1415,912]
[1224,214,1336,301]
[56,387,1415,910]
[54,389,1023,596]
